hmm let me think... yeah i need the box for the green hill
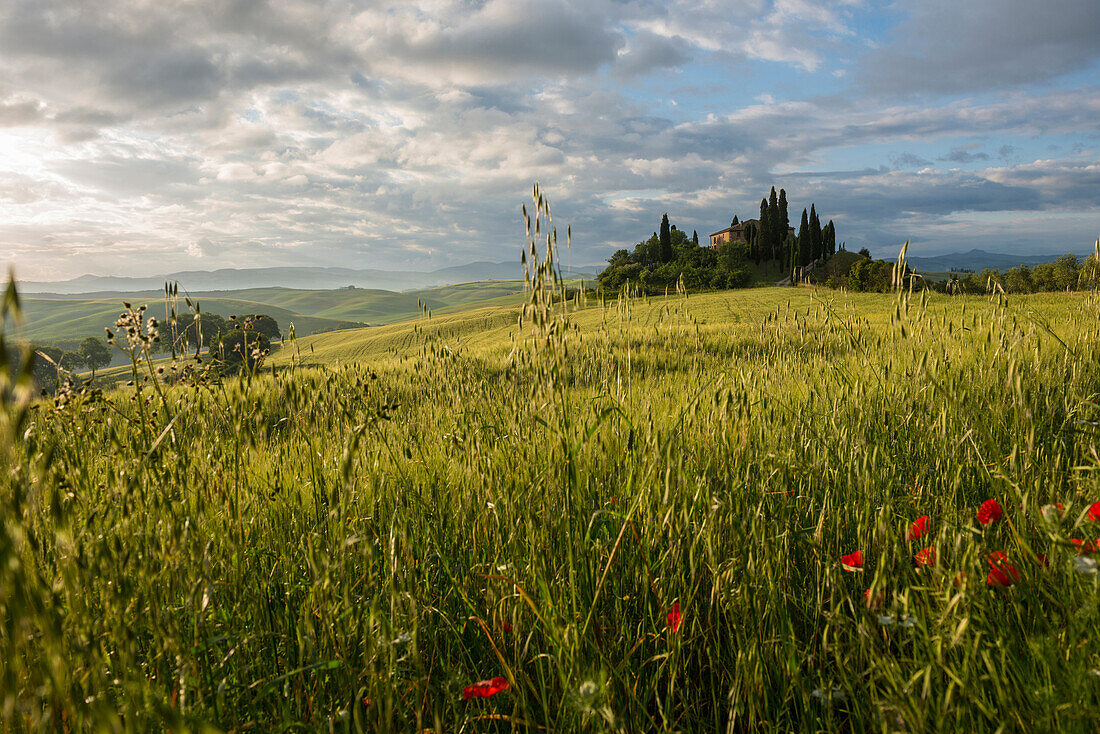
[11,296,362,346]
[5,280,531,348]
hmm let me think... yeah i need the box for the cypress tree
[731,215,739,227]
[767,187,779,261]
[798,208,810,267]
[692,230,699,247]
[757,199,771,264]
[659,214,672,263]
[825,220,836,257]
[777,189,790,262]
[809,204,822,262]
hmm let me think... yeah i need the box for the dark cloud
[384,1,623,80]
[858,0,1100,95]
[612,31,691,79]
[940,146,990,164]
[890,153,932,169]
[0,97,43,125]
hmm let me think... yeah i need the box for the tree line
[811,249,1100,294]
[746,187,836,271]
[597,188,839,292]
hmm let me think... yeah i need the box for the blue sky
[0,0,1097,280]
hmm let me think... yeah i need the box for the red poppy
[840,550,864,571]
[862,588,884,609]
[1035,554,1049,567]
[1070,538,1097,554]
[977,499,1003,525]
[985,551,1019,587]
[986,565,1019,587]
[1089,502,1100,521]
[907,515,929,541]
[463,676,510,700]
[501,621,513,633]
[914,546,936,566]
[986,550,1007,565]
[667,602,682,633]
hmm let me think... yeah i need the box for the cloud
[858,0,1100,95]
[0,0,1096,280]
[613,31,692,79]
[890,153,932,169]
[940,145,990,164]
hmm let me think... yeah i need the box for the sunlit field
[3,255,1100,730]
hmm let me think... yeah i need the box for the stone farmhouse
[709,219,795,249]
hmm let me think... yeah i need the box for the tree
[777,189,790,261]
[797,208,810,268]
[824,220,836,258]
[756,198,770,264]
[213,329,271,373]
[607,249,632,268]
[250,315,281,340]
[181,313,228,353]
[78,336,111,379]
[659,214,672,263]
[767,187,780,261]
[692,230,699,248]
[731,215,739,227]
[809,204,822,262]
[1053,254,1079,290]
[1003,265,1033,293]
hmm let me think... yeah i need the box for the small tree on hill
[78,336,111,379]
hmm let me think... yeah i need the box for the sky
[0,0,1098,281]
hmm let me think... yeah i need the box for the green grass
[3,281,1100,731]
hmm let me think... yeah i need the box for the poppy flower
[463,676,510,700]
[914,546,936,566]
[667,602,682,633]
[986,566,1019,587]
[1070,538,1097,554]
[977,499,1003,525]
[1089,502,1100,521]
[840,550,864,571]
[907,515,929,541]
[862,588,884,609]
[1035,554,1049,568]
[501,622,513,633]
[985,551,1019,587]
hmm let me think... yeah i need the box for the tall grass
[2,205,1100,730]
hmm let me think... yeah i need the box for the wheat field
[2,269,1100,731]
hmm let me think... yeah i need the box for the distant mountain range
[905,249,1087,273]
[16,261,597,295]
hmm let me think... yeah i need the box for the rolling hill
[6,279,531,349]
[15,261,596,295]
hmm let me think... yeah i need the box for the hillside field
[2,284,1100,731]
[9,280,531,350]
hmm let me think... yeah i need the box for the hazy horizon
[1,0,1098,281]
